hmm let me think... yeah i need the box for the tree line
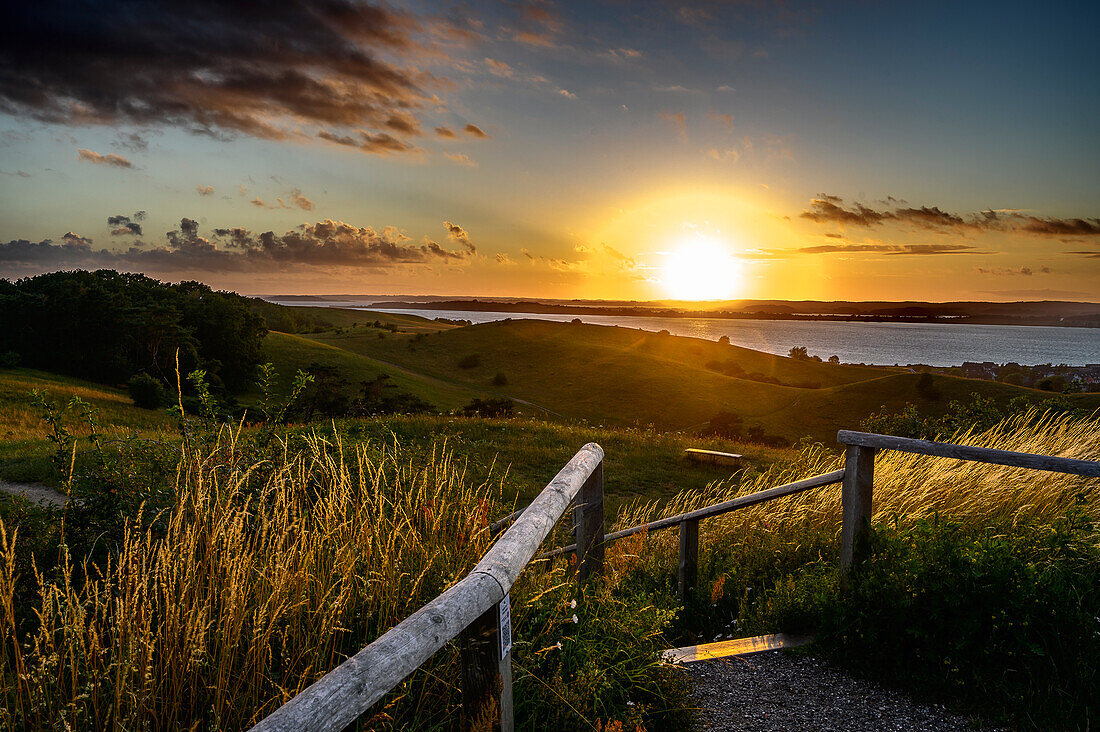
[0,270,267,392]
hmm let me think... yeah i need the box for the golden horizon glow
[660,234,741,301]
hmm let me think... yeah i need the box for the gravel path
[0,480,68,507]
[686,651,1009,732]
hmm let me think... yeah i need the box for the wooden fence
[249,430,1100,732]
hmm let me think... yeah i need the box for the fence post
[677,517,699,606]
[840,444,876,586]
[574,460,605,584]
[460,597,514,732]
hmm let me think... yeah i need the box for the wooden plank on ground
[661,633,812,664]
[683,448,743,466]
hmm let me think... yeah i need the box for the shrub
[461,397,514,418]
[458,353,482,369]
[492,372,509,386]
[753,513,1100,729]
[788,346,809,360]
[718,335,730,346]
[127,372,165,409]
[704,410,743,438]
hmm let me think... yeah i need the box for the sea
[267,302,1100,367]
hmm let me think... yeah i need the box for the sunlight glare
[661,235,741,300]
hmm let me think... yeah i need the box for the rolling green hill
[292,314,1100,442]
[256,331,486,413]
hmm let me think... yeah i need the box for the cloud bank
[802,195,1100,237]
[0,218,476,275]
[0,0,477,155]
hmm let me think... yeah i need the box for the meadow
[282,309,1100,442]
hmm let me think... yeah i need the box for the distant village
[935,362,1100,392]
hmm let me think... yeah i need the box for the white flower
[570,599,577,609]
[555,641,562,649]
[572,614,579,624]
[627,701,635,707]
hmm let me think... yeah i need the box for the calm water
[271,302,1100,366]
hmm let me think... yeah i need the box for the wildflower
[572,614,579,624]
[570,599,577,609]
[556,641,562,649]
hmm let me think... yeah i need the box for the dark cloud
[107,213,143,236]
[1,218,473,274]
[1017,216,1100,236]
[782,243,979,256]
[463,123,489,138]
[317,129,421,155]
[77,148,132,168]
[114,132,149,152]
[802,195,1100,237]
[801,197,889,226]
[0,1,475,153]
[443,221,476,253]
[976,265,1051,276]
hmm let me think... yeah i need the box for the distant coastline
[348,299,1100,328]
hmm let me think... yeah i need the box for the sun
[661,235,741,301]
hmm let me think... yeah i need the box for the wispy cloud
[659,112,687,141]
[444,152,476,166]
[77,148,132,168]
[463,123,489,139]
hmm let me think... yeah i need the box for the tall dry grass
[615,408,1100,556]
[0,429,502,730]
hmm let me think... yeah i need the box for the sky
[0,0,1097,302]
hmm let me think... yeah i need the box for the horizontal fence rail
[539,469,846,560]
[837,430,1100,477]
[250,443,605,732]
[835,430,1100,582]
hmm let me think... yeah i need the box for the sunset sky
[0,0,1097,301]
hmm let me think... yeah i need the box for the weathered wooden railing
[538,469,846,604]
[251,430,1100,731]
[250,443,605,732]
[835,429,1100,582]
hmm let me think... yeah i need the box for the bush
[492,372,508,386]
[127,372,165,409]
[0,351,19,368]
[752,513,1100,729]
[704,410,743,438]
[458,353,482,369]
[461,397,514,418]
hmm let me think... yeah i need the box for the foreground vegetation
[1,372,1096,729]
[613,409,1099,729]
[0,406,690,730]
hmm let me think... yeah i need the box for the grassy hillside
[278,305,462,333]
[297,318,1098,442]
[0,368,172,482]
[256,331,485,413]
[0,366,796,514]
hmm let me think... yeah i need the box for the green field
[4,305,1097,494]
[288,310,1099,442]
